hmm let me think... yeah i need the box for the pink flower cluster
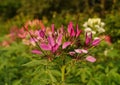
[23,21,101,63]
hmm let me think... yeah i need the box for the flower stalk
[61,65,66,85]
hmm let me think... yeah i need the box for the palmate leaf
[12,80,22,85]
[107,48,119,58]
[76,67,92,82]
[22,59,48,67]
[100,68,120,85]
[29,68,50,85]
[109,68,120,84]
[42,69,61,84]
[87,76,102,85]
[50,69,61,77]
[112,72,120,84]
[47,70,58,83]
[30,69,60,85]
[87,79,96,85]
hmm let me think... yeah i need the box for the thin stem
[23,26,46,55]
[61,65,66,85]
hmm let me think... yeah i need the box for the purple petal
[40,43,51,50]
[62,42,71,49]
[76,24,82,37]
[32,50,42,54]
[74,49,82,53]
[85,32,92,45]
[68,22,75,37]
[52,44,59,53]
[39,30,45,38]
[81,49,88,53]
[92,38,100,46]
[70,28,75,37]
[68,25,72,34]
[86,56,96,63]
[69,22,73,27]
[56,34,62,45]
[75,49,88,54]
[69,51,76,56]
[48,36,55,46]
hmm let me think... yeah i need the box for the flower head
[83,18,105,34]
[21,20,103,62]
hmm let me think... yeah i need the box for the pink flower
[51,44,59,53]
[68,22,82,37]
[40,34,62,53]
[32,50,42,54]
[39,20,45,30]
[68,22,75,37]
[39,30,45,38]
[18,28,27,38]
[104,35,111,43]
[86,56,96,62]
[69,51,76,56]
[62,42,71,49]
[74,49,82,53]
[56,34,62,45]
[48,36,55,46]
[85,32,92,45]
[81,49,88,53]
[40,43,51,50]
[74,49,88,54]
[76,24,82,37]
[100,35,111,45]
[92,38,100,46]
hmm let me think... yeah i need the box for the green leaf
[48,70,57,83]
[87,79,96,85]
[22,59,48,67]
[12,80,22,85]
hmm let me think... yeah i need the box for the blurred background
[0,0,120,43]
[0,0,120,85]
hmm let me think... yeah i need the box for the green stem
[61,65,66,85]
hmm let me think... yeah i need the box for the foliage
[0,42,30,85]
[0,41,120,85]
[105,12,120,43]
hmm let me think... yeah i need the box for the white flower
[87,18,101,26]
[94,18,101,24]
[95,25,100,28]
[101,22,105,27]
[83,22,88,27]
[84,27,96,35]
[84,27,92,32]
[97,27,105,33]
[92,31,96,35]
[83,18,105,34]
[87,18,93,27]
[94,37,100,39]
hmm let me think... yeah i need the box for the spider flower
[21,20,104,63]
[68,22,82,37]
[40,34,62,53]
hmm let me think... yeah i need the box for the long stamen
[23,26,46,55]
